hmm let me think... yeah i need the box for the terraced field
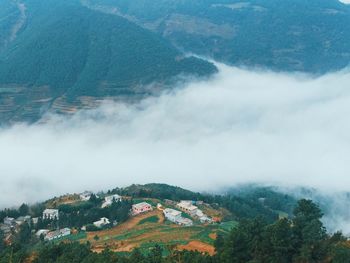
[65,208,238,255]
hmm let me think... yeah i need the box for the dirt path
[87,209,163,241]
[177,241,215,256]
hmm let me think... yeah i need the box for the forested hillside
[84,0,350,73]
[0,0,215,123]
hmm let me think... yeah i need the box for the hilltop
[1,184,350,262]
[0,184,295,257]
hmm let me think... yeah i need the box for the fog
[1,63,350,217]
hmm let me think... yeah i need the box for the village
[0,191,219,244]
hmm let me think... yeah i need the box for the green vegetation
[114,183,293,222]
[218,220,239,232]
[138,215,160,225]
[88,0,350,73]
[1,184,350,262]
[0,0,216,123]
[2,199,349,262]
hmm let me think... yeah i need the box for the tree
[129,248,146,263]
[263,218,294,263]
[18,204,29,216]
[17,223,32,244]
[148,245,163,263]
[292,199,327,262]
[332,245,350,263]
[0,229,5,253]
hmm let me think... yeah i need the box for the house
[43,209,59,220]
[176,201,198,216]
[35,229,50,237]
[80,191,93,201]
[0,224,12,235]
[15,215,31,225]
[163,208,182,223]
[32,217,39,225]
[163,208,194,226]
[3,217,15,226]
[199,216,213,224]
[212,217,221,223]
[101,194,122,208]
[176,217,193,227]
[195,209,204,217]
[164,199,177,206]
[44,228,71,241]
[93,217,110,228]
[132,202,153,215]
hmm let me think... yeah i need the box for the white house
[80,191,93,201]
[43,209,59,220]
[32,217,39,225]
[15,215,31,225]
[93,217,110,228]
[44,228,71,241]
[36,229,50,237]
[0,224,12,234]
[199,216,213,224]
[196,209,204,217]
[132,202,153,215]
[176,217,193,227]
[3,217,15,226]
[176,201,198,216]
[163,208,182,223]
[163,208,194,226]
[101,194,122,208]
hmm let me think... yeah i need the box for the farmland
[68,203,238,256]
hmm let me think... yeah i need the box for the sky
[1,63,350,210]
[339,0,350,3]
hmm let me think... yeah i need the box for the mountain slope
[84,0,350,73]
[0,0,216,123]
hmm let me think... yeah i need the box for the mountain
[1,0,350,123]
[83,0,350,73]
[0,0,216,123]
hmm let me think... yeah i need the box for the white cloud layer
[1,63,350,210]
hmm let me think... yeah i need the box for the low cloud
[1,63,350,212]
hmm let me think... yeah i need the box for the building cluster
[35,208,72,241]
[1,192,217,246]
[163,208,193,226]
[1,215,32,243]
[176,200,213,224]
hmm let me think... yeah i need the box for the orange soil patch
[86,210,163,241]
[177,241,215,256]
[92,243,137,253]
[24,253,37,263]
[209,232,217,240]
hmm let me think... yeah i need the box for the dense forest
[85,0,350,73]
[1,199,349,262]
